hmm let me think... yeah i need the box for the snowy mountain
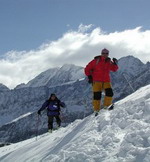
[117,55,144,76]
[16,64,84,88]
[15,67,59,89]
[0,56,150,144]
[1,84,150,162]
[111,56,150,100]
[0,84,9,92]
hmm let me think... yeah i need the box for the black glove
[60,102,66,108]
[37,110,41,115]
[88,75,93,84]
[112,58,118,65]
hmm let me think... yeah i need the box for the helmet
[101,48,109,54]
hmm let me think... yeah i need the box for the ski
[94,104,114,116]
[100,103,114,111]
[108,104,114,111]
[94,103,114,117]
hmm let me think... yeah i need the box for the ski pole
[35,114,41,141]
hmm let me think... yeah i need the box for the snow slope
[0,85,150,162]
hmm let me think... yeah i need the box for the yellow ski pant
[92,82,113,111]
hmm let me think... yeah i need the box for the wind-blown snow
[8,112,32,124]
[0,84,150,162]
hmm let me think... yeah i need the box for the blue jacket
[39,99,65,116]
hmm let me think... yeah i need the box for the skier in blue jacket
[38,93,66,132]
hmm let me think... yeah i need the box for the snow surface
[0,84,150,162]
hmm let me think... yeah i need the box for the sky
[0,0,150,88]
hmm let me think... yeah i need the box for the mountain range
[0,55,150,144]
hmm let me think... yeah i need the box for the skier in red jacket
[84,48,118,116]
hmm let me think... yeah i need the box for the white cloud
[78,24,94,33]
[0,25,150,89]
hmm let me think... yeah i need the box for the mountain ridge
[0,55,150,143]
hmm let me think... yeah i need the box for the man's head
[50,93,56,100]
[101,48,109,58]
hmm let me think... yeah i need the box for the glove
[37,110,41,115]
[112,58,118,65]
[88,75,93,84]
[60,102,66,108]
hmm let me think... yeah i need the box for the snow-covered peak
[119,56,144,72]
[25,67,59,88]
[58,64,84,81]
[1,84,150,162]
[118,55,144,76]
[60,64,79,71]
[16,64,84,88]
[0,83,9,91]
[146,61,150,67]
[15,67,59,89]
[15,83,26,89]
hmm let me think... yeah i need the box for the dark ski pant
[48,115,61,130]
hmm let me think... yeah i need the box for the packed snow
[0,84,150,162]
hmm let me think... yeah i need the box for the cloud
[0,25,150,89]
[78,24,94,33]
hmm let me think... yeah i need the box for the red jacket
[84,56,118,82]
